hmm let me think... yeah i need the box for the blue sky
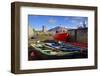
[28,15,88,31]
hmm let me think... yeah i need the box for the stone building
[42,25,47,32]
[68,28,88,43]
[28,26,34,39]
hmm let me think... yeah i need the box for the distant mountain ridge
[48,26,68,32]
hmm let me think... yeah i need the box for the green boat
[29,43,81,60]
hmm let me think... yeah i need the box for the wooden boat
[29,42,87,60]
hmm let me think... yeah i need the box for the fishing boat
[29,41,87,60]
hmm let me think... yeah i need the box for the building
[42,25,47,32]
[28,26,34,39]
[68,28,88,43]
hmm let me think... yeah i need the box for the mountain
[48,26,68,32]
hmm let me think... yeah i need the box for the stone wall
[68,28,88,43]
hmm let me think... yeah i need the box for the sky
[28,15,88,31]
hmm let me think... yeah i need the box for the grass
[29,32,54,45]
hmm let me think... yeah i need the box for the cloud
[67,26,77,29]
[64,17,83,24]
[70,20,77,23]
[48,18,56,24]
[64,16,87,22]
[64,17,70,20]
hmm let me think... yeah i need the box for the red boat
[54,33,70,42]
[54,32,87,48]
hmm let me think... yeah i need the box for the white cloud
[48,18,56,24]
